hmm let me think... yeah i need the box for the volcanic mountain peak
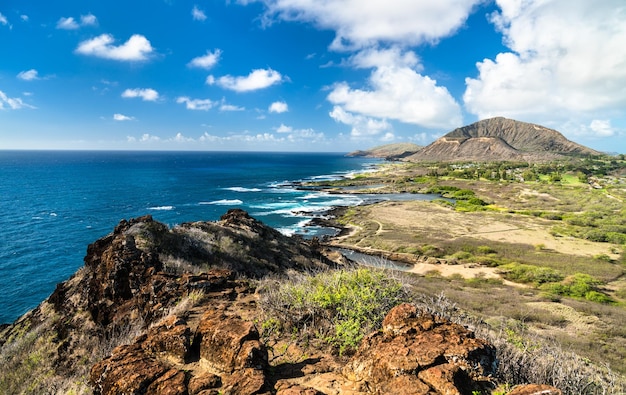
[404,117,600,162]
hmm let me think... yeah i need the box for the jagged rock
[90,343,175,395]
[142,315,191,361]
[195,308,268,373]
[343,303,496,394]
[188,373,222,394]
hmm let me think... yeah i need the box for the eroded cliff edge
[0,210,556,394]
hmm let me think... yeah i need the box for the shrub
[498,263,564,285]
[539,273,614,304]
[476,245,497,255]
[258,268,409,355]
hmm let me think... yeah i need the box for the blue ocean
[0,150,387,324]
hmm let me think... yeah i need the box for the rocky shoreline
[0,209,564,394]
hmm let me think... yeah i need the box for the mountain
[403,117,600,162]
[347,142,422,159]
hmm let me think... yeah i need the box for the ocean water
[0,150,386,324]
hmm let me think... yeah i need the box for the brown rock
[90,343,171,395]
[418,364,468,395]
[145,369,188,395]
[507,384,563,395]
[221,367,267,394]
[195,309,268,373]
[142,315,192,361]
[276,384,325,395]
[343,303,496,394]
[188,373,222,394]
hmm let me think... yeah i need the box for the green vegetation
[259,268,409,355]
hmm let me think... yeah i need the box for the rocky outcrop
[0,210,563,394]
[343,304,495,395]
[404,117,600,162]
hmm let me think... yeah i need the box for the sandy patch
[364,201,619,259]
[526,301,603,336]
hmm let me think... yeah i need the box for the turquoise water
[0,150,386,323]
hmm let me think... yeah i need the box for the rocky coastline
[0,209,563,394]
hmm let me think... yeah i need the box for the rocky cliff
[402,117,600,162]
[0,210,559,394]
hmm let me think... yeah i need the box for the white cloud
[80,14,98,26]
[57,17,79,30]
[276,123,292,133]
[589,120,615,137]
[20,15,28,22]
[57,14,97,29]
[464,0,626,136]
[176,96,215,110]
[254,0,482,50]
[113,113,134,121]
[17,69,39,81]
[192,5,207,21]
[328,53,462,130]
[76,34,154,61]
[188,49,221,69]
[0,90,35,110]
[122,88,160,101]
[207,68,283,92]
[329,105,392,138]
[0,12,9,26]
[269,101,288,113]
[220,104,245,111]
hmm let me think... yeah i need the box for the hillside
[347,142,422,159]
[0,210,506,395]
[403,117,600,162]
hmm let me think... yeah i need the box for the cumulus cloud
[176,96,215,110]
[254,0,482,50]
[81,14,98,26]
[0,12,8,26]
[192,5,207,21]
[464,0,626,136]
[17,69,39,81]
[329,105,392,138]
[57,17,79,29]
[589,120,615,137]
[328,50,462,130]
[122,88,160,101]
[76,34,154,61]
[206,68,283,92]
[113,113,134,121]
[57,14,97,30]
[0,90,35,110]
[269,101,288,113]
[275,123,292,133]
[188,49,221,69]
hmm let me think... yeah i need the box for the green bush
[498,263,564,285]
[259,268,409,355]
[539,273,614,304]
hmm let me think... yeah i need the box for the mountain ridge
[353,117,601,162]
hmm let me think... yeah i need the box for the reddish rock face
[343,303,496,395]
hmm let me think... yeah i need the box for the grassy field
[313,158,626,377]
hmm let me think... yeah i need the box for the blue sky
[1,1,625,153]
